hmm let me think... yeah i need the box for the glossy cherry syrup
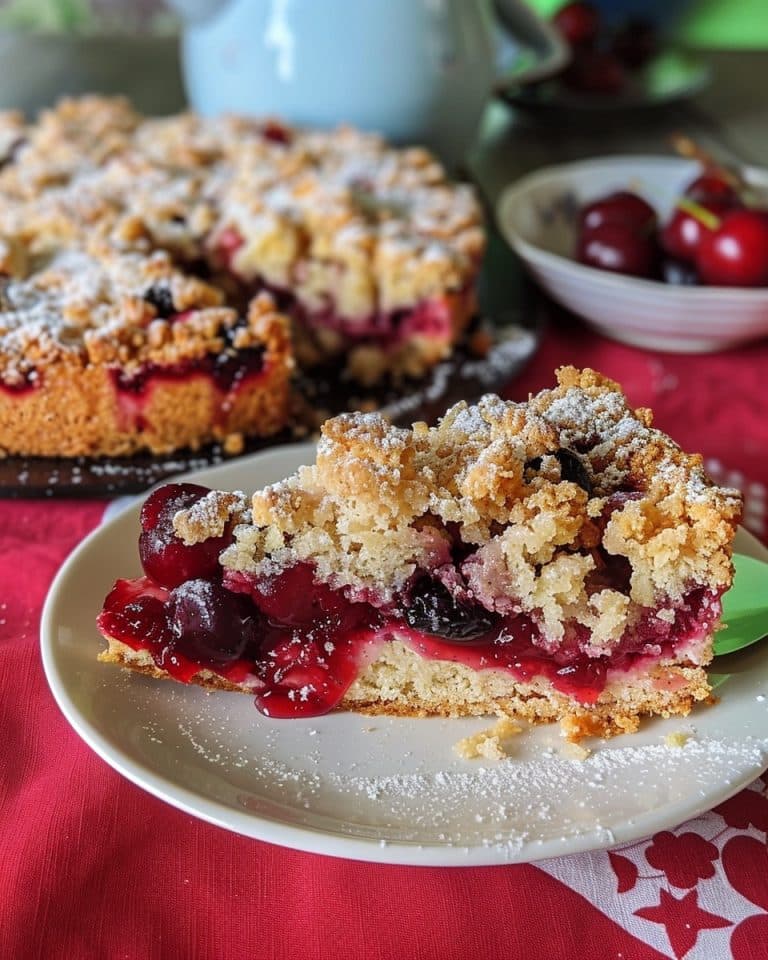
[224,565,385,717]
[98,576,262,685]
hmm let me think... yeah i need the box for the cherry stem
[676,196,722,231]
[669,133,744,191]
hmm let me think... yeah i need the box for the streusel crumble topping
[175,368,740,651]
[0,245,288,387]
[0,96,483,325]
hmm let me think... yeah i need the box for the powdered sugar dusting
[173,489,249,544]
[150,680,768,851]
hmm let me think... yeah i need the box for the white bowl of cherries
[498,155,768,352]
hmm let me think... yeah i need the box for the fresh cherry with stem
[684,172,741,207]
[661,197,733,264]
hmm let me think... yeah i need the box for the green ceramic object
[715,554,768,657]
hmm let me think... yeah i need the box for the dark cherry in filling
[113,348,265,396]
[404,576,499,640]
[167,579,258,665]
[526,448,593,495]
[138,483,230,588]
[98,484,721,719]
[143,284,176,318]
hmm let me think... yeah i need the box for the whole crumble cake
[97,368,741,739]
[0,96,483,456]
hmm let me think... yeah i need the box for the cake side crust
[0,307,293,456]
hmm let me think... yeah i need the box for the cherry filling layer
[109,341,266,432]
[97,483,723,720]
[213,226,473,351]
[279,290,468,349]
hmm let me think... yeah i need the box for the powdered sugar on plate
[119,668,768,856]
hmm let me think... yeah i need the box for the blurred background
[0,0,766,44]
[1,0,766,242]
[1,0,766,117]
[531,0,768,45]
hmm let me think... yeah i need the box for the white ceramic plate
[498,156,768,353]
[42,444,768,866]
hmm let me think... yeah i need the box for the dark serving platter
[0,229,541,498]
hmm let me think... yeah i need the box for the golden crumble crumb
[561,742,592,761]
[454,718,522,760]
[223,432,245,456]
[664,731,693,749]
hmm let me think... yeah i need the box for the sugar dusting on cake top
[0,95,484,344]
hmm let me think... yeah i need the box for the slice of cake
[97,368,741,739]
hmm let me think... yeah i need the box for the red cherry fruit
[261,120,292,145]
[140,482,209,531]
[553,1,600,48]
[243,562,350,626]
[166,579,258,665]
[697,209,768,287]
[139,482,230,588]
[660,198,731,263]
[580,191,657,235]
[563,49,625,95]
[577,221,657,277]
[685,171,741,207]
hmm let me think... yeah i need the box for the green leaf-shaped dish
[715,554,768,657]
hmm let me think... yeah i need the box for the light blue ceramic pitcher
[167,0,567,163]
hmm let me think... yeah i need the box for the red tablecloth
[3,323,768,960]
